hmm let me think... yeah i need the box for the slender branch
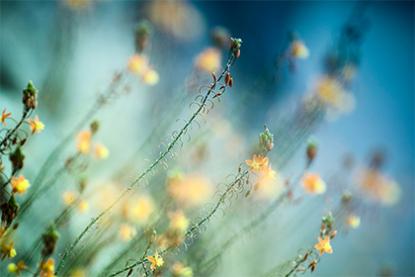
[56,52,237,274]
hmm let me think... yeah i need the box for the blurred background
[0,1,414,276]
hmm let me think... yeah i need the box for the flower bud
[22,81,38,111]
[9,147,25,172]
[306,141,317,166]
[259,126,274,152]
[135,20,152,53]
[90,120,99,134]
[230,38,242,59]
[0,196,19,228]
[41,225,60,257]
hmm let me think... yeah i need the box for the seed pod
[225,72,233,87]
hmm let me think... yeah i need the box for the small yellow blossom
[246,154,269,173]
[76,130,92,154]
[1,109,11,126]
[314,236,333,255]
[359,169,401,206]
[142,69,159,86]
[128,54,149,75]
[168,210,189,232]
[94,143,109,159]
[290,40,309,59]
[253,167,284,200]
[315,76,355,114]
[302,173,326,195]
[11,175,30,194]
[147,253,164,271]
[194,47,222,73]
[171,262,193,277]
[346,214,360,229]
[62,191,77,206]
[8,260,27,275]
[40,258,55,277]
[78,199,89,213]
[127,195,154,223]
[28,116,45,134]
[1,241,16,259]
[118,224,137,241]
[168,173,213,207]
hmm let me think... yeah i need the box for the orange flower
[302,173,326,195]
[94,143,109,159]
[147,253,164,271]
[314,236,333,255]
[76,130,92,154]
[11,176,30,194]
[1,109,11,125]
[194,47,222,73]
[290,40,309,59]
[40,258,55,277]
[168,210,189,233]
[142,69,159,86]
[28,116,45,134]
[128,54,149,75]
[245,154,269,172]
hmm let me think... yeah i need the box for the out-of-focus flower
[306,141,318,165]
[70,268,86,277]
[7,260,26,275]
[346,214,360,229]
[62,191,77,206]
[342,64,357,81]
[142,69,159,86]
[94,143,109,160]
[171,262,193,277]
[128,54,149,75]
[147,253,164,271]
[40,258,55,277]
[314,236,333,255]
[147,0,204,40]
[118,224,137,241]
[65,0,90,10]
[358,169,401,206]
[77,200,89,214]
[28,116,45,134]
[168,173,213,208]
[194,47,221,73]
[290,40,309,59]
[1,109,11,126]
[1,241,16,259]
[246,154,269,173]
[168,210,189,233]
[315,76,355,114]
[124,195,154,224]
[253,167,284,200]
[302,173,326,195]
[76,130,92,154]
[11,175,30,194]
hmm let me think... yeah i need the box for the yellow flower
[1,241,16,259]
[142,69,159,86]
[302,173,326,195]
[171,262,193,277]
[11,175,30,194]
[315,76,355,113]
[290,40,309,59]
[76,130,92,154]
[28,116,45,134]
[128,54,149,75]
[359,169,401,206]
[246,154,269,173]
[118,224,137,241]
[168,173,213,208]
[127,195,154,224]
[147,253,164,271]
[8,260,26,275]
[168,210,189,233]
[346,214,360,229]
[62,191,77,206]
[253,167,284,200]
[1,109,11,126]
[194,47,222,73]
[40,258,55,277]
[78,200,89,213]
[65,0,90,10]
[94,143,109,159]
[314,236,333,255]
